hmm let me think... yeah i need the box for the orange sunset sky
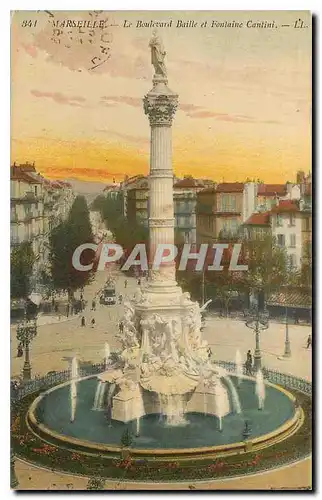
[11,10,311,184]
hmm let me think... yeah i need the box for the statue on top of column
[149,30,167,77]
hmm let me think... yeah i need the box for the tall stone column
[143,74,178,292]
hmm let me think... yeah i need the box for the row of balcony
[11,191,42,203]
[11,212,44,222]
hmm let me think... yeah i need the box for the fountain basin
[27,374,302,458]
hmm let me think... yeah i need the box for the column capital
[143,90,178,127]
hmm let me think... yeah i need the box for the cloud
[182,106,279,124]
[186,110,227,119]
[95,128,149,145]
[42,166,126,182]
[97,94,279,125]
[179,103,204,113]
[100,95,142,108]
[30,90,86,106]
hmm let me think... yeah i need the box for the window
[290,234,296,248]
[184,231,190,243]
[179,216,186,227]
[222,218,239,235]
[277,234,285,247]
[256,228,265,240]
[219,194,237,212]
[289,214,295,227]
[230,219,239,234]
[180,201,187,213]
[276,214,283,227]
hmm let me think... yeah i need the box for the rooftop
[216,182,244,193]
[257,184,287,196]
[174,177,205,189]
[11,168,42,184]
[11,162,36,173]
[270,199,300,213]
[244,212,270,226]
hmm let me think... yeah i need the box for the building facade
[126,176,149,227]
[11,166,45,277]
[196,182,244,242]
[173,177,207,244]
[11,163,75,293]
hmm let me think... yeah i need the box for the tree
[48,196,95,298]
[120,428,133,448]
[92,194,149,269]
[91,194,106,212]
[176,266,208,302]
[242,234,288,303]
[299,240,312,289]
[205,268,244,316]
[11,242,35,299]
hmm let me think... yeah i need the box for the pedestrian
[246,350,253,376]
[124,279,128,289]
[306,334,312,349]
[119,294,123,304]
[80,292,83,301]
[66,304,69,318]
[91,318,96,328]
[207,347,212,359]
[54,303,59,314]
[138,278,141,286]
[81,316,86,327]
[119,320,124,334]
[17,343,23,358]
[294,311,299,325]
[91,299,96,311]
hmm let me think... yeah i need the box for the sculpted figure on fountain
[183,303,203,350]
[117,301,139,349]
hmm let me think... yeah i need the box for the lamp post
[244,304,269,372]
[283,305,291,358]
[10,449,19,489]
[201,269,205,307]
[16,318,37,380]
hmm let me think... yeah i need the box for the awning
[267,289,312,309]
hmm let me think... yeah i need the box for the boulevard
[11,270,312,382]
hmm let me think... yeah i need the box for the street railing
[11,359,311,402]
[11,362,105,402]
[216,360,312,396]
[206,310,312,326]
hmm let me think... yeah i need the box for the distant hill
[64,178,106,203]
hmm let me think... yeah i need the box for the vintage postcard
[10,10,312,491]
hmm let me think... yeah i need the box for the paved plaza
[11,269,312,490]
[11,271,312,381]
